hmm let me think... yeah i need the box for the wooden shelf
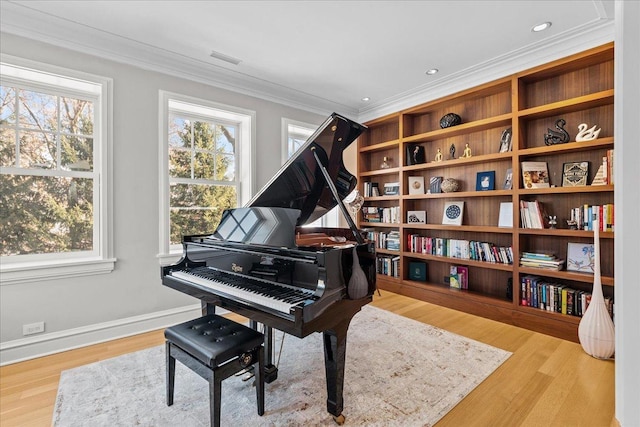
[358,43,615,342]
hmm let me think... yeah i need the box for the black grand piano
[161,113,376,424]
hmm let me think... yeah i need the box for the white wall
[0,33,325,363]
[614,1,640,425]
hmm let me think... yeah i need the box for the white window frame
[158,91,255,263]
[0,56,114,285]
[281,117,339,228]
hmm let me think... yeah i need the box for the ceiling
[0,1,615,120]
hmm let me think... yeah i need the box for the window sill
[0,257,117,285]
[157,252,182,267]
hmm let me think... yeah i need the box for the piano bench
[164,314,265,427]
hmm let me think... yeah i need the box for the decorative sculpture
[578,212,615,359]
[576,123,602,142]
[440,178,459,193]
[449,143,456,159]
[547,215,557,229]
[434,148,443,162]
[461,143,472,158]
[439,113,462,129]
[544,119,570,145]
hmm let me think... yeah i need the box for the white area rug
[53,305,510,426]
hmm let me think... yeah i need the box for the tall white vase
[577,211,615,359]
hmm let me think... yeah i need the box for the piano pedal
[234,367,251,377]
[241,372,255,382]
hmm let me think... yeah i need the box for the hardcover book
[442,201,464,226]
[429,176,443,194]
[562,161,589,187]
[408,261,427,281]
[521,161,550,189]
[407,210,426,224]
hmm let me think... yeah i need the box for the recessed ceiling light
[531,22,552,32]
[361,97,370,102]
[425,68,439,75]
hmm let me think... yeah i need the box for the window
[159,92,254,258]
[0,57,114,284]
[282,118,339,228]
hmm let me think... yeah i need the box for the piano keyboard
[171,266,316,315]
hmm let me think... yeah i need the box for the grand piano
[161,113,376,424]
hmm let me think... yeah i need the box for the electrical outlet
[23,321,45,336]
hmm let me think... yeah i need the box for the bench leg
[210,374,222,427]
[166,342,175,406]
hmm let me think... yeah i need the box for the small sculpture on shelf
[434,148,443,162]
[440,177,460,193]
[567,219,578,230]
[544,118,570,145]
[461,143,472,158]
[576,123,602,142]
[380,156,390,169]
[439,112,462,129]
[547,215,557,229]
[449,143,456,159]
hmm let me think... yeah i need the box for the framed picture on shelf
[408,176,425,195]
[503,168,513,190]
[406,144,426,165]
[499,127,512,153]
[521,161,550,188]
[407,210,426,224]
[475,171,495,191]
[383,182,400,195]
[567,242,595,272]
[442,201,464,226]
[562,161,590,187]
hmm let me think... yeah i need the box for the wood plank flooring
[0,290,616,426]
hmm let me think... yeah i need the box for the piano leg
[250,320,279,384]
[323,317,351,425]
[201,301,215,316]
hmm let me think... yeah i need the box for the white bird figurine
[576,123,601,142]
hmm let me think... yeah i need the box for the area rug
[53,305,511,426]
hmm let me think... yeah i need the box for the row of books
[377,255,400,277]
[362,206,401,223]
[520,200,547,229]
[406,234,514,264]
[519,251,565,271]
[570,204,614,232]
[520,275,614,320]
[363,230,401,251]
[363,182,380,197]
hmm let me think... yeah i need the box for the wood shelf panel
[403,253,513,272]
[518,90,614,120]
[518,267,614,286]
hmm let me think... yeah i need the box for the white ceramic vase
[577,211,615,359]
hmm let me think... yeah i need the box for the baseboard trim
[0,304,203,366]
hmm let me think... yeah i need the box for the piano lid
[247,113,366,226]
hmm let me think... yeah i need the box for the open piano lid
[247,113,367,226]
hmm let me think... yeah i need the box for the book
[498,202,513,228]
[521,161,550,189]
[476,171,495,191]
[503,168,513,190]
[408,176,425,195]
[408,261,427,281]
[562,161,589,186]
[442,201,464,226]
[449,266,461,289]
[407,210,426,224]
[429,176,442,194]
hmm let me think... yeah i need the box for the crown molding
[0,1,356,117]
[357,18,614,123]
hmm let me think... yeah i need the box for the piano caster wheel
[333,414,345,425]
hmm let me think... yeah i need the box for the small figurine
[449,143,456,159]
[548,215,557,229]
[544,118,570,145]
[434,148,443,162]
[461,143,472,158]
[567,219,578,230]
[576,123,601,142]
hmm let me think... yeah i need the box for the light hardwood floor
[0,290,616,426]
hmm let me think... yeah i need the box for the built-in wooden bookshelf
[357,43,614,342]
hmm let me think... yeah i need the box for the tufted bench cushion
[164,314,264,367]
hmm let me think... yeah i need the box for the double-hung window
[159,92,254,259]
[0,57,113,284]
